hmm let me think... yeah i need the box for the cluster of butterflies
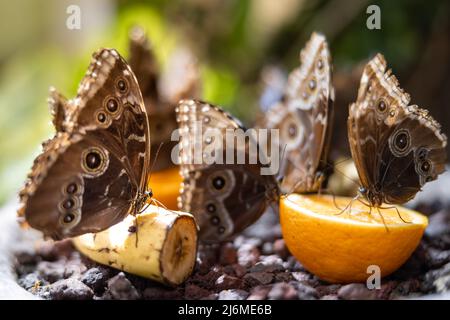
[18,30,447,243]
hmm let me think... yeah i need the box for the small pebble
[268,282,297,300]
[274,272,292,283]
[215,274,243,290]
[18,273,48,290]
[143,287,181,300]
[261,242,274,255]
[37,261,66,283]
[321,294,339,300]
[237,243,260,268]
[247,285,271,300]
[250,255,284,273]
[184,284,211,300]
[105,272,140,300]
[218,289,249,300]
[337,283,378,300]
[81,267,110,293]
[244,272,274,286]
[426,248,450,269]
[49,278,93,300]
[290,281,318,300]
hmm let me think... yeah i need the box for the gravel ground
[13,199,450,300]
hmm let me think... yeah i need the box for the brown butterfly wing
[19,132,135,239]
[128,28,201,171]
[48,87,69,132]
[261,33,334,193]
[19,49,150,239]
[348,54,447,206]
[72,48,150,191]
[176,100,279,242]
[128,26,159,109]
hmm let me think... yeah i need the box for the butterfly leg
[378,205,411,224]
[375,207,390,232]
[334,195,358,216]
[318,187,343,211]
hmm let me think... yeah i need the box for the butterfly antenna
[333,157,354,167]
[147,142,165,185]
[319,159,360,188]
[317,187,343,210]
[278,143,288,178]
[152,197,180,216]
[280,160,309,196]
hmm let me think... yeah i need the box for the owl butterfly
[258,32,334,194]
[176,100,280,243]
[348,54,447,207]
[18,48,151,240]
[128,26,201,171]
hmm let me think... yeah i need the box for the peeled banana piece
[72,205,198,286]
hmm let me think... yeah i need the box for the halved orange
[280,194,428,283]
[147,166,182,211]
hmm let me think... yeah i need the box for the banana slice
[72,205,198,286]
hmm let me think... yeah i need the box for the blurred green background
[0,0,449,205]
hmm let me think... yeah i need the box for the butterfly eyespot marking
[218,226,225,234]
[389,129,411,156]
[210,216,220,225]
[105,97,119,113]
[389,109,396,117]
[212,176,225,190]
[81,147,108,176]
[395,132,408,150]
[96,111,107,123]
[377,99,388,113]
[317,59,324,70]
[416,148,429,161]
[86,152,101,169]
[65,183,77,194]
[205,136,213,144]
[420,161,431,173]
[208,171,234,195]
[203,116,211,124]
[62,198,75,210]
[59,211,80,228]
[116,78,128,94]
[63,213,75,223]
[288,123,298,138]
[308,79,317,91]
[206,203,216,213]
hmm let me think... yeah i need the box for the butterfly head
[358,186,383,207]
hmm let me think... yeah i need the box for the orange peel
[280,194,428,283]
